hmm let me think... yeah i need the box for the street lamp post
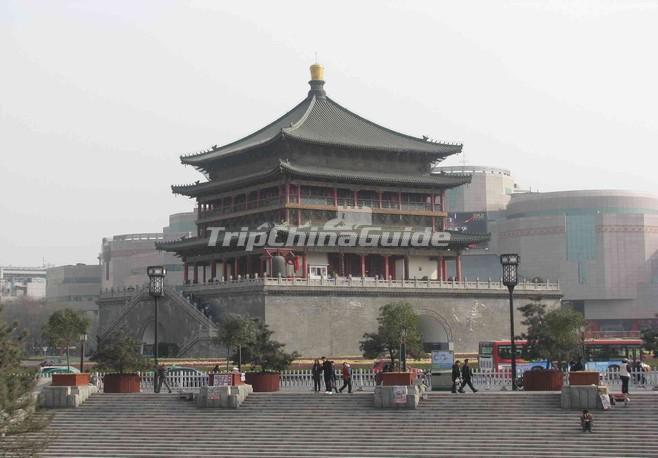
[400,326,407,372]
[500,254,520,390]
[79,333,88,373]
[147,266,167,370]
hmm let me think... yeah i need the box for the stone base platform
[196,384,253,409]
[560,384,608,410]
[39,384,98,408]
[374,384,426,409]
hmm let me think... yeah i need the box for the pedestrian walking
[619,358,631,405]
[451,360,462,394]
[155,363,172,394]
[639,361,650,386]
[312,359,322,393]
[330,360,339,393]
[459,359,478,393]
[339,362,353,393]
[572,358,585,372]
[322,357,333,394]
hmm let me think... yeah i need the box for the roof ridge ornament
[308,62,326,98]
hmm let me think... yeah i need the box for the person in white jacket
[619,358,631,405]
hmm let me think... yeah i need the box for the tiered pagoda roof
[180,66,462,170]
[172,160,471,197]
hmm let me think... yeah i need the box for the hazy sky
[1,0,657,267]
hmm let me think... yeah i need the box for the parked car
[163,366,207,388]
[39,366,81,377]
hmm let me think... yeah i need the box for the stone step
[35,391,658,457]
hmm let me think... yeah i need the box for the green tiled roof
[172,161,471,197]
[181,83,461,166]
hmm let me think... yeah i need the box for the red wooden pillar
[431,192,436,232]
[398,192,403,209]
[403,256,409,280]
[234,257,239,278]
[339,252,345,276]
[202,265,207,283]
[302,253,307,278]
[455,255,462,282]
[441,189,447,230]
[333,187,338,206]
[437,257,442,281]
[211,259,217,279]
[354,190,359,207]
[297,184,302,226]
[283,183,290,224]
[441,257,447,281]
[193,263,199,284]
[222,258,227,280]
[384,255,390,279]
[431,194,436,232]
[378,191,383,208]
[183,258,189,284]
[360,255,366,277]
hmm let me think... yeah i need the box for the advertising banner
[431,350,454,371]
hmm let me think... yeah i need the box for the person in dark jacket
[580,409,593,432]
[155,363,172,394]
[330,361,339,393]
[451,360,462,393]
[339,362,353,393]
[321,357,334,394]
[459,359,478,393]
[311,359,322,393]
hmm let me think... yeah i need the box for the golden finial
[310,63,324,81]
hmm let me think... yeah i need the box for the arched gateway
[415,309,453,352]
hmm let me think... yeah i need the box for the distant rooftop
[433,165,512,176]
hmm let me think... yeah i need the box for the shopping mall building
[495,189,658,336]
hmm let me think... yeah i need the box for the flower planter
[244,372,280,392]
[52,373,90,387]
[569,371,600,386]
[381,372,414,386]
[523,369,563,391]
[102,373,141,393]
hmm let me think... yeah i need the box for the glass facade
[566,214,597,284]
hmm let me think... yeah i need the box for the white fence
[37,368,658,393]
[279,368,377,390]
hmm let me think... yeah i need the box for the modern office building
[496,190,658,335]
[100,212,195,290]
[46,264,102,348]
[0,266,48,301]
[431,165,521,279]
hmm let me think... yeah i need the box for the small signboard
[600,393,610,410]
[431,350,454,371]
[393,386,407,404]
[211,374,232,386]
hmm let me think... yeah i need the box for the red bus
[478,338,643,374]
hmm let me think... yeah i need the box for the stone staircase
[38,391,658,457]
